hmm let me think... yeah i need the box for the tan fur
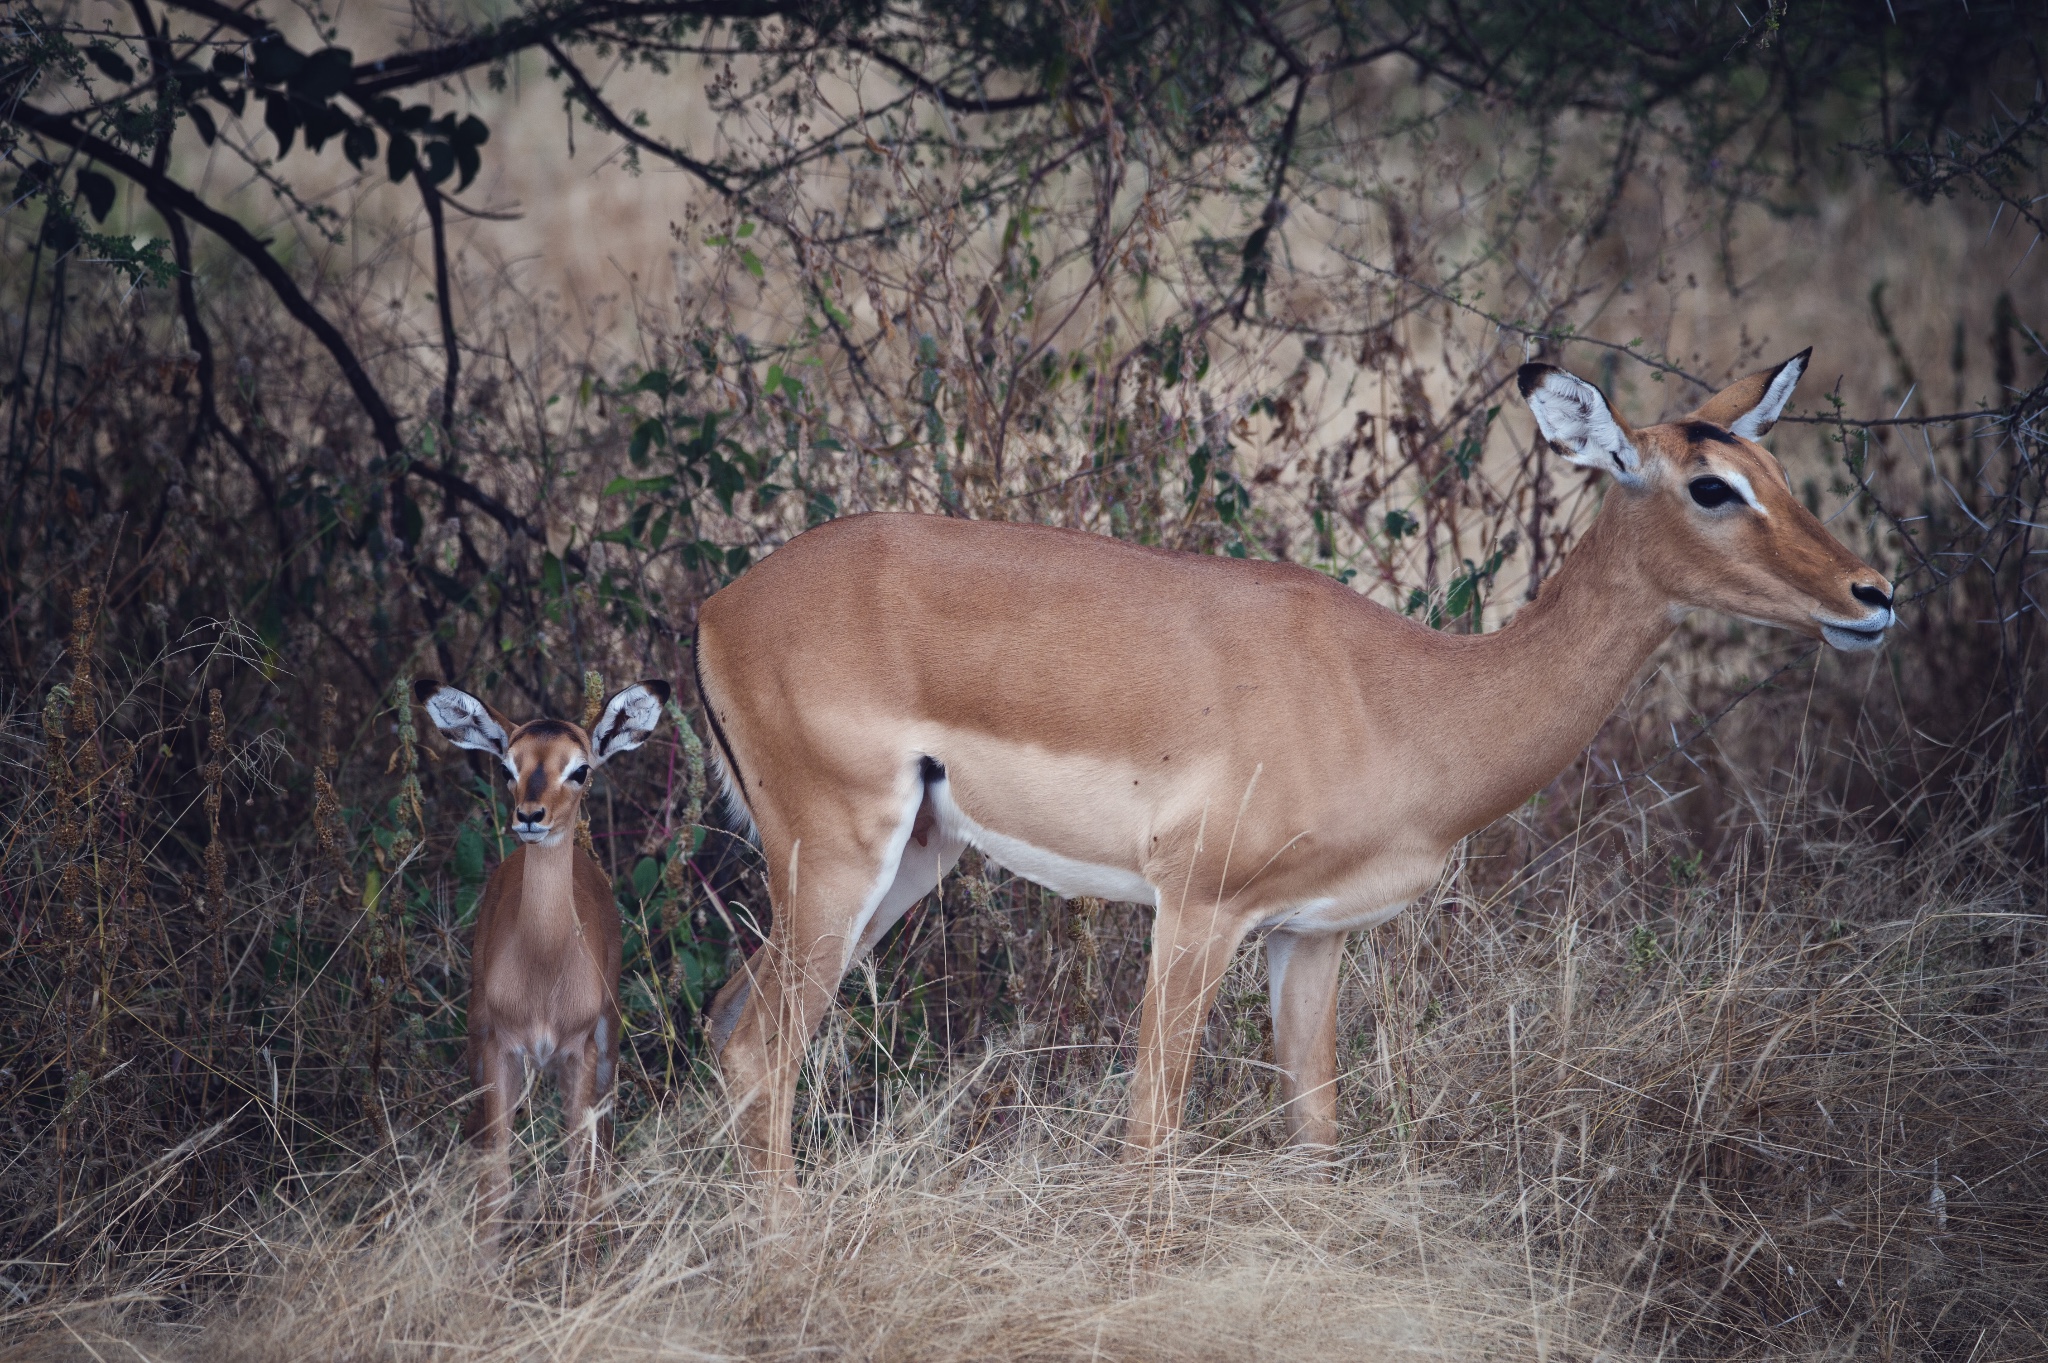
[415,679,668,1257]
[693,358,1891,1194]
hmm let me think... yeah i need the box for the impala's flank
[695,350,1893,1192]
[414,677,668,1255]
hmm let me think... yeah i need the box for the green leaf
[739,247,764,279]
[386,131,417,182]
[629,417,666,463]
[632,857,659,900]
[75,171,116,223]
[85,45,135,85]
[292,47,354,101]
[265,93,298,156]
[250,34,305,86]
[631,369,671,396]
[455,822,486,884]
[602,474,674,498]
[342,121,377,168]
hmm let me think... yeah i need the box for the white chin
[514,828,550,844]
[1821,624,1888,652]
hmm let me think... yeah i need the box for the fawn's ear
[413,679,512,767]
[591,680,670,763]
[1518,363,1644,484]
[1685,348,1810,439]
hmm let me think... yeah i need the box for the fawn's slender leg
[557,1032,610,1264]
[1265,929,1346,1150]
[471,1037,523,1256]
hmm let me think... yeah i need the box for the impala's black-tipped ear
[1686,347,1810,439]
[591,680,669,763]
[415,680,512,762]
[1518,363,1643,483]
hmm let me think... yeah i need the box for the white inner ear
[1526,372,1642,482]
[592,685,663,762]
[1730,354,1805,440]
[423,687,509,759]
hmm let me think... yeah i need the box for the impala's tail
[691,640,760,846]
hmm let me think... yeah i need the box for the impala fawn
[415,676,668,1255]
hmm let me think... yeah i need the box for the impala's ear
[413,679,512,765]
[591,680,670,763]
[1686,348,1810,439]
[1518,363,1643,483]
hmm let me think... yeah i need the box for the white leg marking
[840,773,941,973]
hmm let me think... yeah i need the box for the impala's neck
[516,835,582,939]
[1414,499,1675,838]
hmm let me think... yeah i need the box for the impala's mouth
[1818,609,1893,652]
[514,824,552,845]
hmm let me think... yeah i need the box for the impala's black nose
[1851,583,1893,610]
[515,806,546,827]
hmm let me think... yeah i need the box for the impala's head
[414,678,671,845]
[1517,350,1894,651]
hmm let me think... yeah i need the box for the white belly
[928,780,1158,905]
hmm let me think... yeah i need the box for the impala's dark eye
[1689,476,1740,509]
[566,765,591,786]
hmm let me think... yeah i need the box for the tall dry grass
[4,730,2041,1362]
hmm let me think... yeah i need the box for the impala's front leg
[470,1035,522,1258]
[1122,899,1252,1159]
[1265,929,1345,1151]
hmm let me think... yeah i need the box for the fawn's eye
[1689,476,1741,509]
[566,765,591,785]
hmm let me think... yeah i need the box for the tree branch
[9,101,595,570]
[11,102,408,459]
[419,179,460,440]
[540,37,738,197]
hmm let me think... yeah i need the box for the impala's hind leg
[1265,929,1345,1151]
[716,767,931,1196]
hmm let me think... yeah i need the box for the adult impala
[414,676,668,1253]
[696,351,1893,1190]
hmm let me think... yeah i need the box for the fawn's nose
[1851,582,1893,611]
[515,806,546,827]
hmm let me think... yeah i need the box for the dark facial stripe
[523,765,548,803]
[1679,420,1739,446]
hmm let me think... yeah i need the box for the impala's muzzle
[1817,582,1895,652]
[513,806,552,843]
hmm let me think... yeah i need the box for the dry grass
[4,742,2041,1363]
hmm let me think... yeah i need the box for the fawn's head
[1518,349,1895,651]
[414,679,671,845]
